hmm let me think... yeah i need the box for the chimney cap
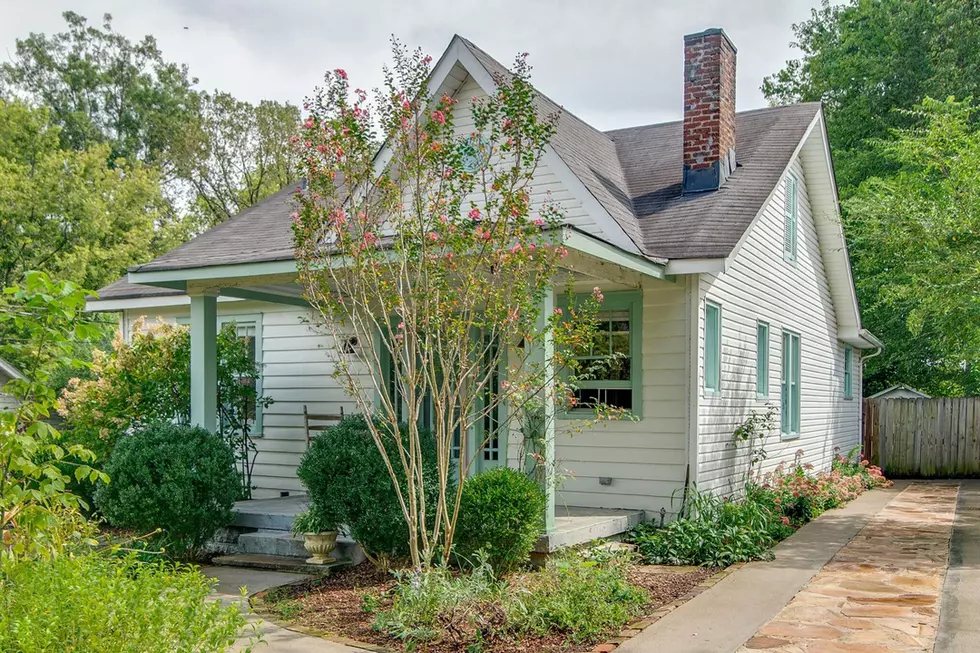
[683,28,737,53]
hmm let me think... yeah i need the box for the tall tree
[171,91,300,230]
[0,100,168,290]
[845,99,980,396]
[763,0,980,196]
[0,11,199,168]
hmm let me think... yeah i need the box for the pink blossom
[428,232,438,241]
[534,217,545,227]
[468,208,481,221]
[553,308,563,316]
[510,243,523,254]
[482,231,492,240]
[334,68,348,80]
[592,287,604,302]
[363,231,377,245]
[397,322,405,330]
[431,110,446,124]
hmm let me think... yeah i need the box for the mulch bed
[255,561,716,652]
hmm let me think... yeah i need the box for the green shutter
[781,331,801,436]
[844,345,853,399]
[756,321,769,396]
[704,302,721,392]
[783,175,798,261]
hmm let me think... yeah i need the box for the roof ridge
[603,102,824,136]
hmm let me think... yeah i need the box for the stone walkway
[739,482,959,653]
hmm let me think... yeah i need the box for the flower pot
[303,531,338,565]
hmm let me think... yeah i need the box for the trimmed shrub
[297,415,452,564]
[0,553,249,652]
[453,467,545,572]
[95,423,238,558]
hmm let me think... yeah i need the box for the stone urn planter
[292,510,339,565]
[302,530,339,565]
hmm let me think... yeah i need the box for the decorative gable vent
[683,28,737,193]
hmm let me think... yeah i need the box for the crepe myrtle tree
[292,42,628,568]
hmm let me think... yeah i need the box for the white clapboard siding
[122,300,366,499]
[542,277,691,516]
[695,156,862,493]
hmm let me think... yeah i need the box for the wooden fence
[863,397,980,477]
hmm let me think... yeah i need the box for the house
[868,384,930,400]
[87,29,881,536]
[0,356,25,413]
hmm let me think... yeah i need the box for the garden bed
[255,560,716,652]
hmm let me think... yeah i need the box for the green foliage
[633,488,792,568]
[0,99,169,291]
[0,553,250,652]
[291,509,336,535]
[845,98,980,396]
[764,1,980,397]
[453,467,545,573]
[370,553,647,648]
[170,90,300,231]
[0,272,107,562]
[763,0,980,195]
[296,415,450,566]
[95,423,238,559]
[59,318,271,500]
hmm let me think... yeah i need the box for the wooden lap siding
[695,156,861,494]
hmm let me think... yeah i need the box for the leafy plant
[453,467,545,573]
[296,415,451,568]
[0,272,107,562]
[633,487,792,567]
[59,318,271,500]
[291,509,336,535]
[95,423,239,559]
[0,553,251,652]
[729,403,777,479]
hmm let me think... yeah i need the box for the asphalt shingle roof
[98,37,823,300]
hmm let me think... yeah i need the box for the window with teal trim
[781,330,801,437]
[756,321,769,396]
[566,291,642,414]
[704,301,721,393]
[843,345,853,399]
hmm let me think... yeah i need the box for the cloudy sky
[0,0,826,130]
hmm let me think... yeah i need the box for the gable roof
[869,384,931,399]
[0,356,25,383]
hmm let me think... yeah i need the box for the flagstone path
[739,482,959,653]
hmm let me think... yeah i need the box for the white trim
[563,228,665,279]
[86,295,242,313]
[0,356,25,381]
[128,259,298,285]
[869,384,930,400]
[665,258,728,275]
[685,275,700,487]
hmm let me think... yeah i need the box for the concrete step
[211,553,351,575]
[238,530,365,565]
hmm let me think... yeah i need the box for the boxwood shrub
[95,422,239,559]
[453,467,545,572]
[297,415,453,565]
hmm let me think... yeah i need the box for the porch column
[536,285,556,533]
[189,292,218,432]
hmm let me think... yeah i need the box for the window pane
[574,310,631,382]
[756,322,769,396]
[574,387,631,411]
[705,303,720,391]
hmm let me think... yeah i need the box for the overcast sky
[0,0,827,131]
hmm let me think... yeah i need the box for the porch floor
[232,496,644,552]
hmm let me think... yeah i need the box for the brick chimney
[683,28,737,193]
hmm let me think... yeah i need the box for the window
[756,321,770,396]
[843,345,854,399]
[781,331,801,437]
[783,173,798,261]
[704,301,722,393]
[566,291,642,414]
[220,316,263,435]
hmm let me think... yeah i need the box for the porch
[227,495,645,559]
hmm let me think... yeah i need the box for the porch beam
[219,287,310,308]
[189,292,218,432]
[562,228,667,280]
[537,285,556,533]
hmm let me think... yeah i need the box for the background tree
[845,99,980,396]
[763,0,980,195]
[764,0,980,395]
[0,100,169,291]
[171,91,300,231]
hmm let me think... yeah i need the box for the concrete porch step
[211,553,351,575]
[238,529,365,564]
[535,507,645,553]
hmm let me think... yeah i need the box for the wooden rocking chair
[303,405,345,448]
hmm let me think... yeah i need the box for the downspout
[858,345,883,461]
